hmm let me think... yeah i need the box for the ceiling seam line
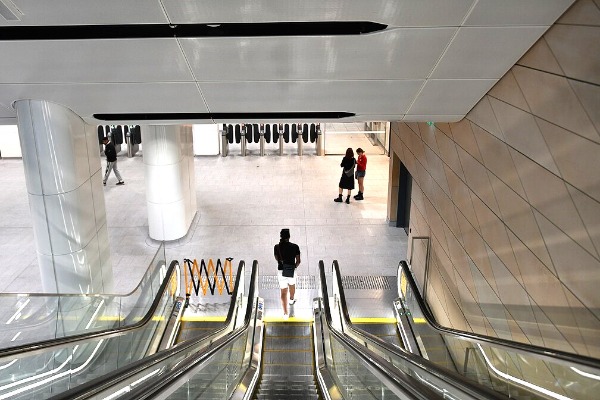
[157,0,172,25]
[174,37,211,115]
[405,0,479,117]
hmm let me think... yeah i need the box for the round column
[143,125,197,241]
[15,99,113,294]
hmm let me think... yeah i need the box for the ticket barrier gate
[222,123,322,156]
[125,125,142,157]
[97,125,122,154]
[98,125,141,157]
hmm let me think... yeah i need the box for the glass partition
[327,332,405,399]
[0,243,167,350]
[397,262,600,400]
[68,262,253,400]
[0,260,177,400]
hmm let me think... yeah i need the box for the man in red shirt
[354,148,367,200]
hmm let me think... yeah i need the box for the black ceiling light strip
[93,112,355,121]
[0,21,386,41]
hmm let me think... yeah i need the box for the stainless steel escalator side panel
[393,298,421,357]
[313,298,346,400]
[230,296,265,400]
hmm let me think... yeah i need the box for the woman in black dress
[334,148,356,204]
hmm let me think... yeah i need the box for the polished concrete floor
[0,134,408,319]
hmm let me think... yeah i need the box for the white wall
[0,125,22,157]
[192,124,220,155]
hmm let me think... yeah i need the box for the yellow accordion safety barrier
[183,258,234,296]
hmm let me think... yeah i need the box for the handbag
[344,159,356,177]
[277,245,295,278]
[282,264,295,278]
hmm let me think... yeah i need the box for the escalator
[329,260,600,400]
[255,321,320,399]
[44,261,505,400]
[0,259,248,400]
[12,257,599,399]
[352,320,402,348]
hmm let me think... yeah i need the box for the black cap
[280,229,290,239]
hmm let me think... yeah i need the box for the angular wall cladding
[391,0,600,358]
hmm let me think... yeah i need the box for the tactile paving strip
[260,275,317,289]
[341,275,393,290]
[259,275,394,290]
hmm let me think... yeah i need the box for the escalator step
[258,393,318,398]
[262,365,313,376]
[265,323,311,337]
[264,336,311,351]
[260,374,316,383]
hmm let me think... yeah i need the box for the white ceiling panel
[180,28,455,81]
[406,79,496,116]
[200,80,423,115]
[0,39,192,83]
[465,0,575,26]
[0,83,208,118]
[162,0,474,27]
[2,0,167,26]
[0,2,572,124]
[431,26,548,79]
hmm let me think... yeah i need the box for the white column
[143,125,197,241]
[15,100,113,294]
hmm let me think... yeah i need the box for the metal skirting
[259,275,394,290]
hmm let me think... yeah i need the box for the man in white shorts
[273,228,301,319]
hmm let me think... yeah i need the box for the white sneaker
[289,298,296,305]
[283,314,289,320]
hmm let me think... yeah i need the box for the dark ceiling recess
[0,21,387,41]
[93,112,356,121]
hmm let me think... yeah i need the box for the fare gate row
[221,123,324,157]
[97,124,142,157]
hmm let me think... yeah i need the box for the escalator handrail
[113,260,260,400]
[0,259,180,358]
[398,260,600,369]
[319,262,454,400]
[327,260,507,400]
[50,260,254,400]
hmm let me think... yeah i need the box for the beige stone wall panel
[513,66,598,141]
[456,146,501,215]
[389,0,600,358]
[449,119,483,163]
[470,122,526,198]
[488,70,531,112]
[516,37,564,75]
[545,25,600,85]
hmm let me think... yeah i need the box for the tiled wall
[390,0,600,358]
